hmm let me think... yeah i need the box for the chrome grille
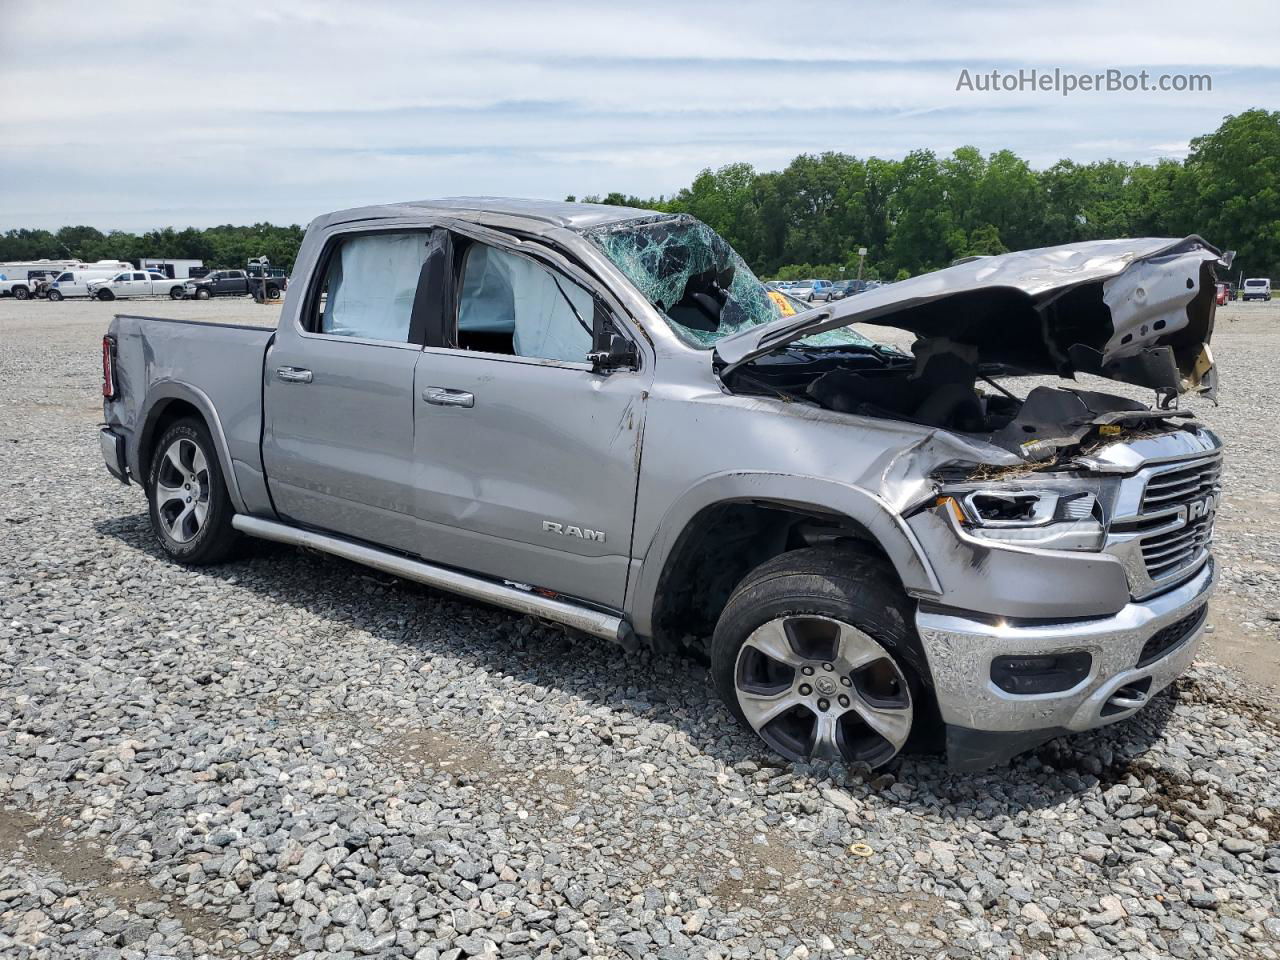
[1132,455,1221,583]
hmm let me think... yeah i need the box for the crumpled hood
[716,236,1230,397]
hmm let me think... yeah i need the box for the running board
[231,515,629,645]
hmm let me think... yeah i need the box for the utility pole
[857,247,867,282]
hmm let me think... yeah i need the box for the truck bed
[104,313,275,512]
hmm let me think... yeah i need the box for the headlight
[937,483,1107,552]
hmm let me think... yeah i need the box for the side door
[261,229,434,554]
[412,230,649,609]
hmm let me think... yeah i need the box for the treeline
[575,109,1280,281]
[3,110,1275,281]
[0,223,306,272]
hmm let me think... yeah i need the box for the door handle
[275,366,313,384]
[422,386,474,408]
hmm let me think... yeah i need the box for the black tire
[711,546,936,768]
[265,284,280,300]
[47,289,63,302]
[147,418,240,565]
[12,285,29,300]
[169,286,186,300]
[96,288,115,301]
[194,287,211,300]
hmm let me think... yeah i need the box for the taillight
[102,335,117,399]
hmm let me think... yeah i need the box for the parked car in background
[185,269,284,300]
[1241,277,1272,301]
[0,259,132,299]
[790,280,836,302]
[88,271,189,301]
[46,268,123,300]
[1215,282,1230,306]
[829,279,868,300]
[99,198,1226,773]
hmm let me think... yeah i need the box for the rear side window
[312,232,430,343]
[455,243,593,363]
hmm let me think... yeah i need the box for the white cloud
[1,0,1276,228]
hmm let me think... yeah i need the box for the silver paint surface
[100,198,1224,745]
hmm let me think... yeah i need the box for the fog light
[990,651,1092,694]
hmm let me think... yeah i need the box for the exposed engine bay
[723,335,1196,463]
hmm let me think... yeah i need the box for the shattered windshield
[584,214,872,349]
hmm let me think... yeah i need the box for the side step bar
[231,515,629,645]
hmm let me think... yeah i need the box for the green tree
[1180,109,1280,276]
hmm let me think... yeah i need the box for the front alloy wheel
[712,546,932,769]
[734,615,912,766]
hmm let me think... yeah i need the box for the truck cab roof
[314,196,663,233]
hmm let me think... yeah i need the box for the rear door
[262,229,434,554]
[411,230,648,609]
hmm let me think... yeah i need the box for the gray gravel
[2,298,1278,959]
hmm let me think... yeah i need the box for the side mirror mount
[589,333,638,373]
[590,300,638,373]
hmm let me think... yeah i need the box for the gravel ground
[1,296,1278,960]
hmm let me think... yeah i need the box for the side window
[133,272,148,281]
[455,243,593,363]
[311,232,429,342]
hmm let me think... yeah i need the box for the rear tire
[711,546,935,769]
[265,284,281,300]
[147,418,240,565]
[13,285,29,300]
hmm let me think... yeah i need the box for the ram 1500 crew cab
[100,199,1227,771]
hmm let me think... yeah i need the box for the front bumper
[917,558,1214,770]
[100,427,129,484]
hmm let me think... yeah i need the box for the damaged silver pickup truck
[99,198,1226,771]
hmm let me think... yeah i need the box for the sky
[1,0,1277,231]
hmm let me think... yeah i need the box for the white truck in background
[0,259,132,299]
[87,269,191,301]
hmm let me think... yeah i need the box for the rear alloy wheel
[12,285,29,300]
[265,284,281,300]
[147,418,240,564]
[712,547,932,768]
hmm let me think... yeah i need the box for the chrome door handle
[422,386,474,408]
[275,366,313,384]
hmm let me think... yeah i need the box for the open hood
[716,237,1230,399]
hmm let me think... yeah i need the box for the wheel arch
[136,382,247,513]
[628,472,942,651]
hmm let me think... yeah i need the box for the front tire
[47,289,63,302]
[169,286,186,299]
[147,419,240,564]
[96,288,115,301]
[194,287,211,300]
[712,547,932,768]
